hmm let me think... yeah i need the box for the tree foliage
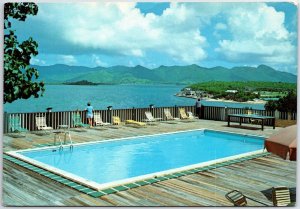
[4,2,45,103]
[265,91,297,112]
[264,100,278,111]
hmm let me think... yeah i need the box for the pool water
[15,130,264,186]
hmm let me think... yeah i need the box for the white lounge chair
[35,116,53,130]
[187,111,199,119]
[144,111,162,123]
[164,108,180,120]
[94,113,110,126]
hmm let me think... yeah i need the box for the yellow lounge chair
[179,108,189,119]
[125,120,146,126]
[112,116,121,125]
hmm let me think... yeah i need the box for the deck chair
[164,109,180,120]
[9,116,28,133]
[112,116,121,125]
[179,108,194,122]
[125,119,146,127]
[272,186,291,206]
[144,111,162,122]
[35,116,53,130]
[72,113,90,128]
[187,111,199,119]
[94,113,110,126]
[225,190,269,206]
[179,108,189,119]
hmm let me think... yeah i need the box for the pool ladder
[54,131,73,150]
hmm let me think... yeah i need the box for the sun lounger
[179,108,195,122]
[125,120,146,127]
[272,186,291,206]
[225,190,269,206]
[179,108,189,119]
[144,111,162,123]
[35,116,53,131]
[94,113,110,126]
[187,111,199,119]
[72,113,90,128]
[164,108,180,120]
[9,116,28,133]
[112,116,121,125]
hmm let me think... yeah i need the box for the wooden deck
[2,120,297,206]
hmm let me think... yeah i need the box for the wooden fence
[3,105,296,133]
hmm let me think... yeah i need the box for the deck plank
[3,120,296,206]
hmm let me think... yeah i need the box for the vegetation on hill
[188,81,297,102]
[34,64,297,85]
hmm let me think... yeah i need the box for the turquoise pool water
[16,130,264,186]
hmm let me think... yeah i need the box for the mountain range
[33,64,297,84]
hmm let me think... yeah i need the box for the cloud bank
[13,2,297,73]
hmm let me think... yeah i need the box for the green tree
[264,100,278,111]
[265,91,297,112]
[4,2,45,103]
[277,90,297,112]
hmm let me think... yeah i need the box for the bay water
[4,84,265,113]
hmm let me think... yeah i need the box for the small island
[63,80,98,85]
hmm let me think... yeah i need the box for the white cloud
[26,2,296,73]
[60,55,77,65]
[215,23,227,30]
[91,55,108,67]
[37,2,207,64]
[30,58,46,65]
[216,3,296,65]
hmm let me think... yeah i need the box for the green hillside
[34,64,297,84]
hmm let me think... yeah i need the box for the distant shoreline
[175,94,267,105]
[203,98,267,105]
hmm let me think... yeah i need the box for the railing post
[4,111,8,133]
[107,106,112,124]
[174,105,178,118]
[149,104,154,114]
[46,107,53,127]
[132,107,136,121]
[201,105,205,119]
[224,106,228,121]
[274,110,280,119]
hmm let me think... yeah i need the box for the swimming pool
[7,129,265,190]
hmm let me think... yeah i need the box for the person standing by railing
[85,102,94,127]
[195,98,202,119]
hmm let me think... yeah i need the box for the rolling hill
[34,64,297,84]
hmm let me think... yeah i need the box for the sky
[9,2,298,74]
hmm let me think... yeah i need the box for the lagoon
[4,84,265,113]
